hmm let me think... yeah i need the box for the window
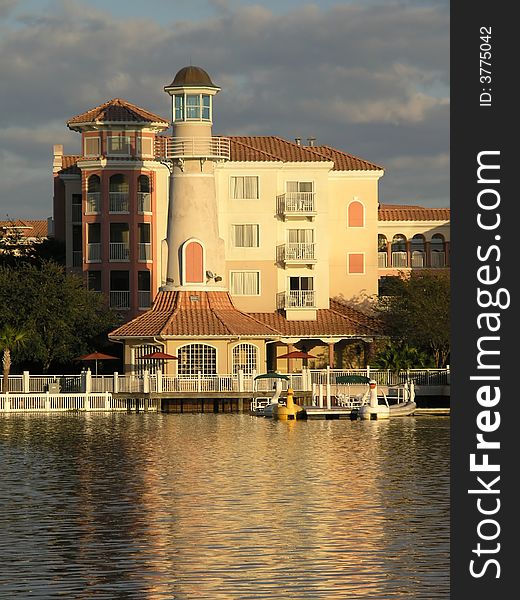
[232,343,258,374]
[348,253,365,274]
[135,344,162,375]
[107,134,130,156]
[138,271,151,309]
[287,229,314,243]
[86,175,101,213]
[178,344,217,376]
[174,93,211,121]
[230,271,260,296]
[84,136,100,157]
[287,276,315,307]
[287,181,313,193]
[230,176,259,199]
[232,224,259,247]
[109,270,130,309]
[348,200,364,227]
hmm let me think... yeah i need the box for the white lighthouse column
[162,66,228,291]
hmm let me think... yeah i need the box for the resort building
[52,65,449,375]
[0,219,53,256]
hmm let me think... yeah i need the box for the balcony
[431,251,446,268]
[72,204,82,223]
[157,136,230,160]
[138,243,152,262]
[110,291,130,310]
[378,252,388,268]
[87,243,101,262]
[109,243,130,262]
[138,290,151,310]
[411,251,425,268]
[137,192,151,213]
[72,251,82,268]
[278,242,316,266]
[276,193,316,219]
[86,192,100,214]
[279,290,316,309]
[391,251,408,268]
[109,192,129,213]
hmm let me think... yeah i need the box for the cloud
[0,0,449,217]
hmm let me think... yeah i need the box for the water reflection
[0,414,449,598]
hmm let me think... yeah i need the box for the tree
[372,340,434,373]
[377,271,450,367]
[0,261,120,372]
[0,325,27,392]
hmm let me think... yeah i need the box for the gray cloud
[0,1,449,218]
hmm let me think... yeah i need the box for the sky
[0,0,449,219]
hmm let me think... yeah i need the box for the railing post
[5,392,10,412]
[23,371,30,393]
[45,391,51,411]
[318,384,324,408]
[197,371,202,393]
[238,369,244,392]
[84,392,91,411]
[85,369,92,394]
[156,369,163,394]
[143,369,150,394]
[113,372,119,394]
[105,391,111,410]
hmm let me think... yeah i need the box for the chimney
[294,137,301,146]
[307,137,316,147]
[53,144,63,174]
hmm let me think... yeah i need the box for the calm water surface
[0,414,449,599]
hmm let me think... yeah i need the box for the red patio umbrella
[77,351,119,375]
[277,350,317,359]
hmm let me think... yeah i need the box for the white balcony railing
[87,243,101,262]
[109,243,130,261]
[109,192,129,213]
[110,291,130,309]
[138,243,151,261]
[86,192,100,213]
[391,251,408,268]
[137,192,151,213]
[378,252,388,268]
[277,192,316,216]
[282,242,316,262]
[431,251,446,267]
[138,290,151,309]
[158,136,230,160]
[285,290,316,308]
[411,251,425,267]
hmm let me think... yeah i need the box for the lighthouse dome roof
[168,66,217,88]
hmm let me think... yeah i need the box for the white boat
[250,373,288,417]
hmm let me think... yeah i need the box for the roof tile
[378,204,450,221]
[67,98,168,127]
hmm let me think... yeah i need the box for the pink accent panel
[348,201,364,227]
[185,242,204,283]
[349,253,364,273]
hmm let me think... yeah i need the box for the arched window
[430,234,445,267]
[348,201,364,227]
[378,234,388,267]
[391,234,407,267]
[178,344,217,376]
[109,174,129,212]
[137,175,151,212]
[232,343,258,374]
[411,234,425,267]
[182,239,204,284]
[86,174,101,213]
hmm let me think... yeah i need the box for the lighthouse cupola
[164,65,220,139]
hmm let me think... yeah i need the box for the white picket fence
[0,392,130,412]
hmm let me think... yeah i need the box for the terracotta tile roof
[229,136,332,164]
[249,301,381,338]
[110,291,382,339]
[67,98,168,127]
[0,219,48,238]
[309,145,384,171]
[378,204,450,221]
[110,291,279,338]
[58,155,81,175]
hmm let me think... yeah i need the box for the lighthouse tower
[161,66,229,290]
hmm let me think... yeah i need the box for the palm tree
[0,325,27,393]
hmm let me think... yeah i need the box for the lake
[0,413,449,599]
